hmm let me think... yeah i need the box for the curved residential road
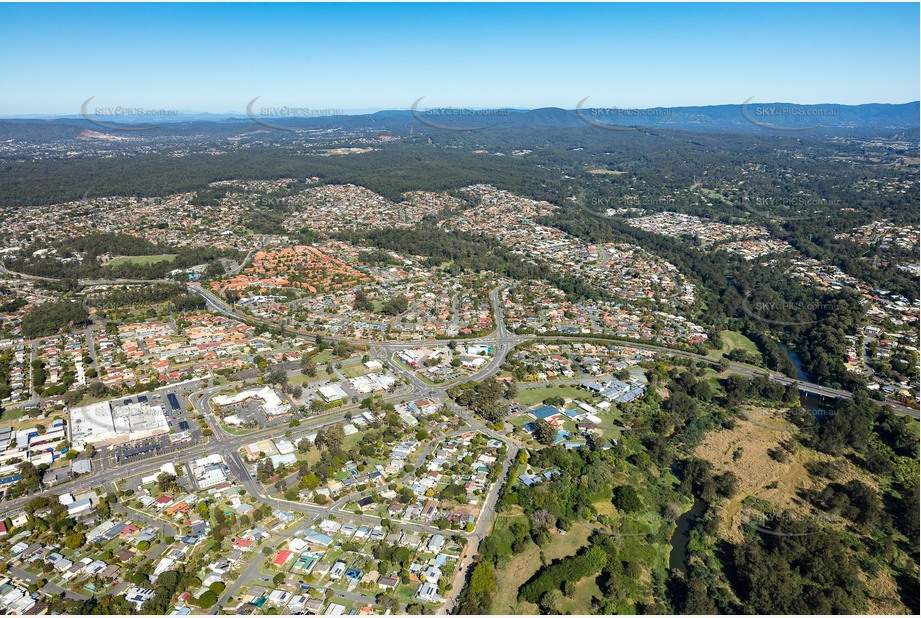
[2,263,915,615]
[193,279,915,419]
[2,261,912,418]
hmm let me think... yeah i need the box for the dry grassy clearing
[586,168,627,175]
[490,516,597,614]
[694,405,877,543]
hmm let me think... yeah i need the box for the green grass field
[220,424,258,436]
[558,577,603,614]
[312,349,334,365]
[341,361,368,378]
[509,414,534,428]
[106,254,178,267]
[708,329,762,361]
[289,373,319,387]
[592,410,626,438]
[0,406,28,421]
[515,384,586,407]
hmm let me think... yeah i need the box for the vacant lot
[341,361,369,378]
[106,253,178,267]
[707,329,761,361]
[490,514,597,614]
[515,384,586,407]
[694,405,876,542]
[695,407,809,541]
[587,169,627,175]
[299,431,364,466]
[558,575,603,614]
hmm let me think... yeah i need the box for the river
[777,342,809,382]
[668,498,707,575]
[775,343,838,413]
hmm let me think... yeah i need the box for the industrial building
[69,399,169,451]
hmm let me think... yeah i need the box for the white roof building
[318,384,349,402]
[69,399,168,451]
[213,386,290,417]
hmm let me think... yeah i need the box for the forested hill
[2,121,918,209]
[1,101,917,140]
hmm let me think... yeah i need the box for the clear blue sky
[0,3,918,116]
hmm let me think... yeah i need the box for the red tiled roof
[273,550,293,566]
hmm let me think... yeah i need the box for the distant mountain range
[0,102,917,138]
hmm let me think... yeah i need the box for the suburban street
[0,271,914,526]
[0,266,916,615]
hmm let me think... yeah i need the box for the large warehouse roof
[69,399,169,451]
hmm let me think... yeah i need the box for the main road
[2,267,916,614]
[2,259,916,418]
[3,275,913,521]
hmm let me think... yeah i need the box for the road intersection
[1,273,916,614]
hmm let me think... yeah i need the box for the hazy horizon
[2,99,920,121]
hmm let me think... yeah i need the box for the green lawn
[220,424,258,436]
[593,408,626,437]
[509,414,534,428]
[558,576,603,614]
[289,373,319,387]
[0,406,28,421]
[708,329,761,361]
[312,349,334,365]
[105,254,178,267]
[515,384,586,408]
[341,361,368,378]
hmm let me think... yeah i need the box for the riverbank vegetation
[456,360,919,614]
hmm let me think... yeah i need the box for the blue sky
[0,3,918,115]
